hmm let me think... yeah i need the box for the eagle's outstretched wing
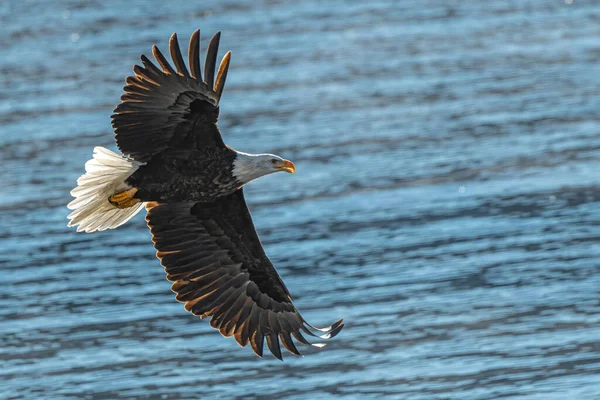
[145,190,344,359]
[112,30,230,162]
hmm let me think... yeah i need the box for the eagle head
[232,152,296,185]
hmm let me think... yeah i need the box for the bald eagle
[67,30,343,359]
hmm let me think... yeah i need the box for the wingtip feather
[152,45,176,75]
[204,31,221,89]
[169,32,189,77]
[189,29,202,80]
[215,51,231,101]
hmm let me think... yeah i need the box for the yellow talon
[109,187,140,209]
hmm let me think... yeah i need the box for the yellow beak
[274,159,296,174]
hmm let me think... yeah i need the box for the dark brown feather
[250,329,265,358]
[210,284,247,328]
[125,76,147,89]
[234,302,255,347]
[280,332,302,356]
[188,285,231,316]
[152,45,176,75]
[233,319,250,347]
[140,55,162,79]
[188,29,202,80]
[266,332,283,361]
[218,292,249,337]
[203,32,221,89]
[268,310,282,334]
[215,51,231,98]
[169,33,189,77]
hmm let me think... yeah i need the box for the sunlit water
[2,0,600,398]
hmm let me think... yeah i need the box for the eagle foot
[109,187,140,209]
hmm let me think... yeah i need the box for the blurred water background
[2,0,600,398]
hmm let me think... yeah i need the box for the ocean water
[2,0,600,398]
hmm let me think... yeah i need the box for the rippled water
[2,0,600,398]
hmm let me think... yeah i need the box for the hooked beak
[274,159,296,174]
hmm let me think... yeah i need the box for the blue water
[2,0,600,398]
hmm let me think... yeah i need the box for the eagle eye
[270,159,278,164]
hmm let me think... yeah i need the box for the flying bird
[67,29,343,359]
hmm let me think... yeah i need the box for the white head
[232,151,296,185]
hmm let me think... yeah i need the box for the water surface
[2,0,600,398]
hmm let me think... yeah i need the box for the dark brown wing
[145,190,343,359]
[112,30,231,162]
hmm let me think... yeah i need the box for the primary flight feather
[67,29,343,359]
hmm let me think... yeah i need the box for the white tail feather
[67,147,146,233]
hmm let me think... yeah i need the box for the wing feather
[266,332,283,361]
[112,30,229,162]
[280,331,301,356]
[203,32,221,89]
[169,33,189,77]
[152,45,176,75]
[188,29,202,80]
[250,329,265,358]
[214,51,231,99]
[145,191,343,359]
